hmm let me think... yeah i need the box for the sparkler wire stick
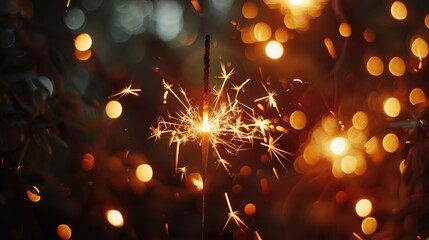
[201,34,211,239]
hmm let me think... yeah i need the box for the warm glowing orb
[339,22,352,37]
[105,100,123,119]
[341,156,357,174]
[390,1,407,20]
[106,210,124,227]
[242,2,258,19]
[383,97,401,117]
[352,112,368,130]
[244,203,256,216]
[411,37,428,58]
[290,110,307,130]
[330,137,347,155]
[253,22,272,42]
[409,88,426,105]
[136,164,153,182]
[57,224,72,240]
[388,56,405,76]
[382,133,399,153]
[265,41,284,59]
[288,0,305,6]
[355,199,372,217]
[74,33,92,51]
[361,217,377,235]
[366,56,384,76]
[27,186,41,203]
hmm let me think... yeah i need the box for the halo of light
[136,164,153,182]
[290,110,307,130]
[383,97,401,117]
[361,217,377,235]
[105,100,123,119]
[265,41,284,59]
[409,88,426,105]
[330,137,347,155]
[106,210,124,227]
[57,224,72,240]
[65,8,86,30]
[74,33,92,51]
[382,133,399,153]
[391,1,407,20]
[366,56,384,76]
[388,56,405,76]
[339,22,352,37]
[355,199,372,217]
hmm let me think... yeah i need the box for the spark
[66,0,71,8]
[272,167,280,181]
[151,62,292,174]
[415,48,423,72]
[254,82,281,116]
[260,134,293,171]
[324,37,337,59]
[255,230,263,240]
[353,232,363,240]
[109,83,141,99]
[222,192,248,232]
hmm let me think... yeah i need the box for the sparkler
[150,35,295,237]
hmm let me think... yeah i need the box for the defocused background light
[265,40,284,59]
[65,8,86,30]
[57,224,72,240]
[390,1,407,20]
[136,164,153,182]
[409,88,426,105]
[106,210,124,227]
[330,137,347,155]
[242,2,258,19]
[366,56,384,76]
[410,37,428,58]
[388,56,405,76]
[361,217,377,235]
[74,33,92,51]
[382,133,399,153]
[352,112,368,130]
[27,186,41,203]
[355,199,372,217]
[339,22,351,37]
[383,97,401,117]
[105,100,123,119]
[290,110,307,130]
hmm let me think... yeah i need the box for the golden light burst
[109,83,141,99]
[222,192,249,232]
[150,62,292,175]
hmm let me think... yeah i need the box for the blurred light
[253,22,272,41]
[65,8,86,30]
[382,133,399,153]
[409,88,426,105]
[352,112,368,130]
[330,137,347,155]
[410,37,428,58]
[361,217,377,235]
[288,0,305,6]
[355,199,372,217]
[322,116,339,136]
[388,56,405,76]
[74,33,92,51]
[154,0,184,41]
[242,2,258,19]
[384,97,401,117]
[348,127,366,144]
[366,56,384,76]
[339,22,352,37]
[57,224,72,240]
[363,28,375,42]
[240,165,252,176]
[324,37,337,59]
[426,13,429,29]
[265,41,284,59]
[190,0,201,13]
[390,1,407,20]
[335,191,348,204]
[244,203,256,216]
[106,210,124,227]
[82,0,103,11]
[74,49,92,61]
[365,136,379,155]
[105,100,123,119]
[260,178,269,194]
[136,164,153,182]
[290,110,307,130]
[211,0,233,12]
[188,173,203,191]
[27,186,41,202]
[399,159,406,175]
[275,27,289,43]
[81,153,94,171]
[0,29,15,48]
[341,156,357,174]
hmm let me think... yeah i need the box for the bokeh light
[27,186,41,203]
[355,199,372,217]
[338,22,351,37]
[57,224,72,240]
[106,210,124,227]
[361,217,377,235]
[244,203,256,216]
[409,88,426,105]
[383,97,401,117]
[74,49,92,61]
[81,153,95,171]
[74,33,92,51]
[390,1,407,20]
[290,110,307,130]
[265,41,284,59]
[410,37,428,58]
[426,13,429,29]
[340,155,357,174]
[136,164,153,182]
[253,22,272,42]
[363,28,375,42]
[352,112,368,130]
[366,56,384,76]
[105,100,123,119]
[65,8,86,30]
[275,27,289,43]
[330,137,347,155]
[382,133,399,153]
[388,56,405,76]
[242,2,258,19]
